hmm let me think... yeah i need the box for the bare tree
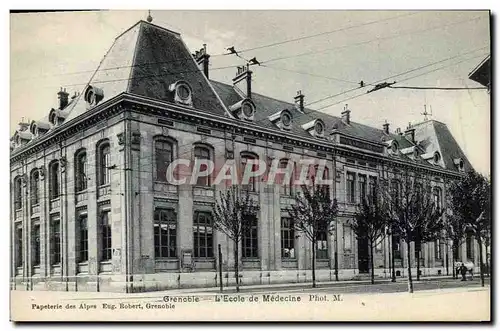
[349,186,391,284]
[288,185,338,288]
[443,212,468,279]
[381,170,444,293]
[448,170,491,287]
[212,185,260,292]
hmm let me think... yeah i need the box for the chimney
[341,104,350,124]
[294,90,304,113]
[395,127,402,135]
[232,64,252,99]
[404,123,416,143]
[58,87,69,109]
[383,121,390,134]
[194,44,210,79]
[18,117,30,132]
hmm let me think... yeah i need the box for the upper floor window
[194,146,211,186]
[98,142,111,186]
[49,162,60,200]
[368,176,377,203]
[433,187,442,210]
[155,140,173,182]
[391,180,400,205]
[358,175,367,203]
[75,150,88,192]
[30,170,40,206]
[241,153,259,192]
[346,172,356,203]
[279,159,293,196]
[14,177,22,210]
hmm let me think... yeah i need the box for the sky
[10,10,491,175]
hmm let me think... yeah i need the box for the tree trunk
[416,248,421,281]
[234,241,239,293]
[452,243,457,279]
[369,240,375,285]
[312,239,316,288]
[477,235,485,287]
[406,241,413,293]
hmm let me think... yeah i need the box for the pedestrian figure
[460,263,467,281]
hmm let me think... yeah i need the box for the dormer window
[454,158,465,171]
[230,98,255,121]
[302,119,325,138]
[169,80,193,106]
[433,151,441,164]
[268,109,292,130]
[84,85,104,107]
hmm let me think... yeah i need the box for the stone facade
[10,20,487,292]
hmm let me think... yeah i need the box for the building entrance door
[358,237,370,273]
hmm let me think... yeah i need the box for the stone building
[10,20,484,292]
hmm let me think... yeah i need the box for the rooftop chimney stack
[18,117,30,132]
[294,90,304,113]
[341,104,351,124]
[404,123,416,143]
[58,87,69,110]
[232,64,252,99]
[383,121,390,134]
[194,44,210,79]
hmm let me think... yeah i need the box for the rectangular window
[346,172,356,203]
[193,211,213,258]
[100,211,112,261]
[435,239,442,260]
[50,163,60,199]
[369,176,377,204]
[14,178,22,210]
[16,227,23,268]
[51,218,61,265]
[154,208,177,258]
[279,160,293,196]
[392,234,402,259]
[155,141,172,182]
[241,156,258,193]
[358,175,367,203]
[78,216,88,263]
[242,216,258,258]
[101,148,111,185]
[343,224,352,251]
[32,224,40,266]
[316,231,328,259]
[281,217,295,259]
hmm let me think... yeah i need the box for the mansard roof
[12,19,473,175]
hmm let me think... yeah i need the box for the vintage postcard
[9,9,491,322]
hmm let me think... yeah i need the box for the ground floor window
[316,231,328,259]
[51,217,61,265]
[466,233,474,261]
[243,216,258,259]
[281,217,295,259]
[154,208,177,259]
[434,239,442,260]
[32,224,40,266]
[100,211,112,261]
[193,211,213,258]
[78,215,88,263]
[15,227,23,268]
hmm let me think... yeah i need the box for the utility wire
[262,15,485,64]
[305,45,489,107]
[388,86,487,91]
[260,64,360,85]
[315,52,489,111]
[237,12,421,53]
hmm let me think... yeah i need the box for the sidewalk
[158,274,460,294]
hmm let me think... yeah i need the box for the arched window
[30,169,40,206]
[278,159,293,196]
[155,139,174,182]
[49,162,60,199]
[241,152,259,192]
[194,146,211,186]
[75,149,88,192]
[14,176,22,210]
[98,142,111,186]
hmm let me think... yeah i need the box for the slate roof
[13,20,473,174]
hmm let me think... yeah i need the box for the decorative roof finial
[147,10,153,23]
